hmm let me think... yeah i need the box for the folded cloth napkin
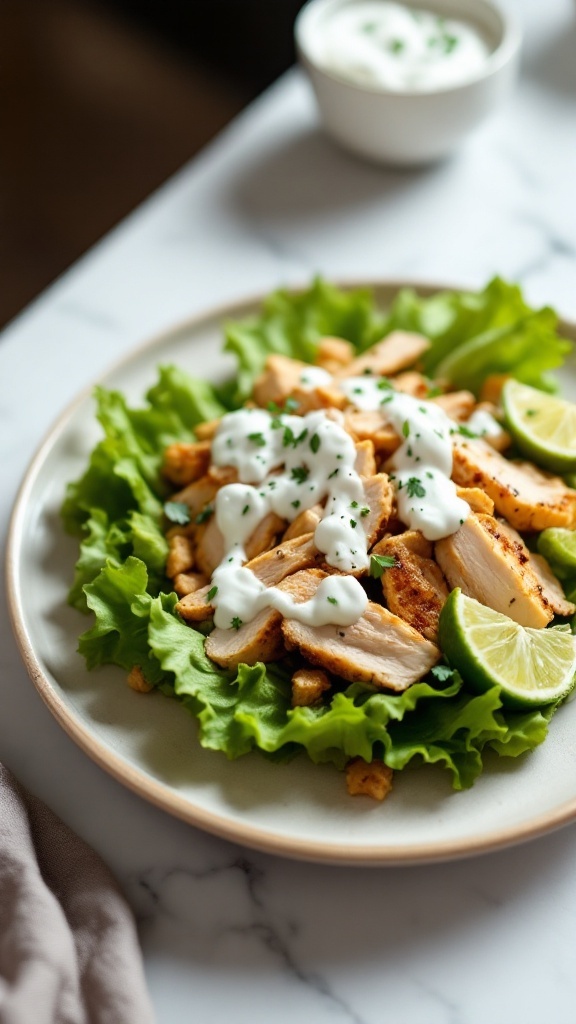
[0,765,155,1024]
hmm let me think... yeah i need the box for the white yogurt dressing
[205,375,471,631]
[340,377,470,540]
[309,1,491,92]
[465,408,503,439]
[210,407,370,630]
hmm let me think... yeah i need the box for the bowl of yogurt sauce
[295,0,521,165]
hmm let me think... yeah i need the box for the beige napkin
[0,765,155,1024]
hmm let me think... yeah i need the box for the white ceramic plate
[8,282,576,866]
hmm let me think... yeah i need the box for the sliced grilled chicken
[431,390,476,421]
[343,408,400,457]
[283,504,323,541]
[435,513,553,628]
[456,486,495,516]
[176,533,320,621]
[452,439,576,531]
[362,473,394,547]
[253,354,344,412]
[375,531,449,642]
[392,371,431,398]
[195,511,286,577]
[280,570,440,691]
[336,331,430,379]
[162,440,212,487]
[492,517,576,618]
[354,439,377,477]
[166,535,195,578]
[314,336,354,372]
[205,607,284,669]
[172,474,220,518]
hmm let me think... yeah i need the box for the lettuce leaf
[380,277,571,394]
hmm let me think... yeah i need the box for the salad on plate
[61,277,576,802]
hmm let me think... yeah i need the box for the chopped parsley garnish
[350,500,359,508]
[402,420,410,438]
[310,433,321,454]
[164,501,191,525]
[456,424,477,438]
[327,596,338,605]
[353,387,364,395]
[350,519,357,529]
[291,466,310,484]
[370,554,397,579]
[328,468,339,479]
[291,500,301,509]
[377,377,393,390]
[406,477,426,498]
[285,397,299,412]
[388,38,405,54]
[426,385,443,398]
[230,617,243,631]
[248,432,266,447]
[195,505,214,525]
[206,586,218,602]
[267,401,281,413]
[242,504,250,515]
[360,506,370,517]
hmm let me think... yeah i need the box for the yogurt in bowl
[295,0,522,165]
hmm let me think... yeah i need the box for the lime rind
[438,589,576,708]
[502,379,576,473]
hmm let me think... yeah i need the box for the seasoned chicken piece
[345,758,393,801]
[253,354,308,408]
[194,418,221,441]
[355,440,376,477]
[343,408,400,457]
[392,371,431,398]
[127,666,154,693]
[172,474,220,519]
[176,533,320,621]
[375,531,448,642]
[291,383,347,413]
[281,570,440,691]
[452,439,576,531]
[531,554,576,617]
[195,511,286,577]
[431,390,476,421]
[205,608,284,669]
[173,571,208,597]
[291,668,331,707]
[362,473,394,547]
[162,441,212,487]
[491,518,576,618]
[456,487,495,516]
[435,513,554,628]
[336,331,430,379]
[480,374,509,405]
[166,535,195,578]
[207,465,238,487]
[315,336,354,372]
[283,505,323,541]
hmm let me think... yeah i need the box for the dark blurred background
[0,0,306,329]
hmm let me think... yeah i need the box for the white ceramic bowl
[295,0,522,166]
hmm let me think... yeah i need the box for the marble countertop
[2,0,576,1020]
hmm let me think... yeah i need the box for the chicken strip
[452,439,576,531]
[176,533,320,621]
[491,518,576,618]
[375,531,449,642]
[281,570,440,691]
[336,331,430,379]
[435,513,554,628]
[162,440,212,487]
[205,607,284,669]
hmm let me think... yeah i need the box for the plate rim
[7,277,576,867]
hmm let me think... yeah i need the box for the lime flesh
[438,589,576,708]
[502,379,576,473]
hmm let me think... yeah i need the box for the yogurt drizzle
[207,378,471,630]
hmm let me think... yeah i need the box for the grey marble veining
[2,1,576,1022]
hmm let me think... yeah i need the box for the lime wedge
[538,528,576,579]
[438,589,576,707]
[502,379,576,473]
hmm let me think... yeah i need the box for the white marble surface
[2,1,576,1020]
